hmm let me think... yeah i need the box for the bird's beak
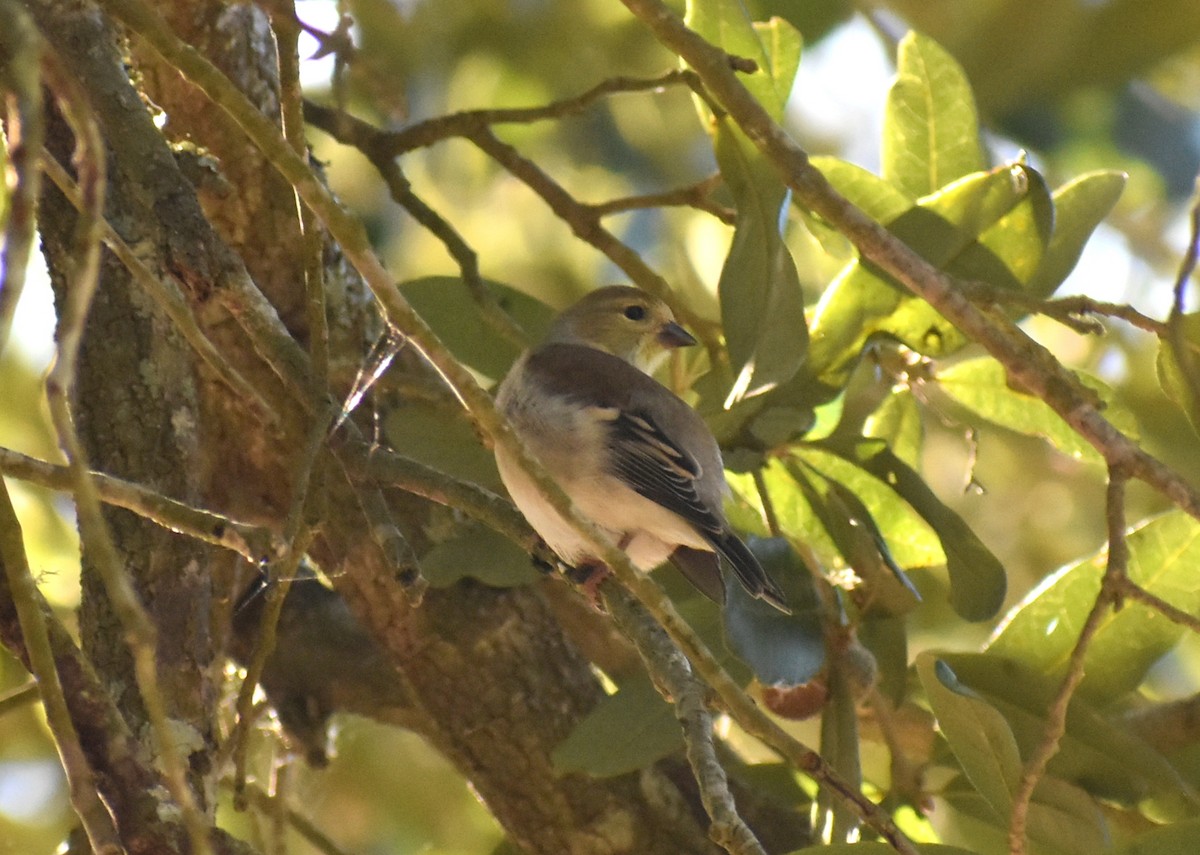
[657,321,697,349]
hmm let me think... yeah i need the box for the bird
[494,285,789,613]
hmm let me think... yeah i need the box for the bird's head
[546,286,696,373]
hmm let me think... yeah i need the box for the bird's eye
[623,304,646,321]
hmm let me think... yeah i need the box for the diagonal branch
[617,0,1200,522]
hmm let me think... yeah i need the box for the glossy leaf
[400,276,554,380]
[1027,171,1127,298]
[688,4,808,403]
[883,31,984,199]
[917,653,1021,817]
[787,459,921,616]
[1157,312,1200,437]
[790,447,945,570]
[936,653,1192,807]
[687,2,797,121]
[817,439,1007,621]
[551,674,681,777]
[808,165,1040,386]
[811,155,916,217]
[936,357,1139,463]
[988,510,1200,702]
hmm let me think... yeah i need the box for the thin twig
[0,475,122,854]
[1008,466,1130,855]
[39,45,214,855]
[369,69,719,156]
[1112,575,1200,636]
[237,781,356,855]
[605,586,767,855]
[0,445,278,563]
[585,174,735,225]
[303,96,718,344]
[371,155,528,350]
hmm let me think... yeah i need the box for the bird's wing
[603,406,723,538]
[521,344,789,611]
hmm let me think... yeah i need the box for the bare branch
[1008,466,1130,855]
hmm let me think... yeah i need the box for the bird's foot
[565,560,611,611]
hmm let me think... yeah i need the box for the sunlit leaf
[789,446,945,571]
[917,653,1021,817]
[687,4,808,403]
[1157,312,1200,438]
[939,777,1109,855]
[936,653,1192,807]
[551,674,681,777]
[988,511,1200,702]
[816,439,1006,621]
[787,460,921,617]
[1027,171,1126,298]
[864,388,924,467]
[811,155,917,216]
[808,165,1039,386]
[936,357,1139,463]
[686,2,797,120]
[883,31,984,199]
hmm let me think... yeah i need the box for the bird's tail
[711,533,791,614]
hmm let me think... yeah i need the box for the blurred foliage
[3,0,1200,853]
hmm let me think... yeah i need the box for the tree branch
[617,0,1200,522]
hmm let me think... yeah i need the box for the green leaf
[917,653,1021,816]
[883,32,984,199]
[936,357,1139,463]
[936,653,1192,807]
[817,439,1007,622]
[811,155,917,217]
[788,447,945,572]
[400,276,554,380]
[686,2,798,121]
[721,537,826,685]
[715,120,809,402]
[1027,171,1126,299]
[383,400,503,490]
[950,166,1054,290]
[421,525,540,588]
[688,4,808,403]
[787,460,921,616]
[1157,312,1200,438]
[1113,817,1200,855]
[864,388,924,467]
[808,165,1041,386]
[939,777,1108,855]
[551,674,681,777]
[988,510,1200,702]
